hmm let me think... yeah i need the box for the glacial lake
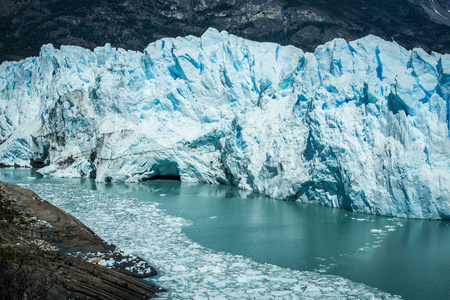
[1,168,449,300]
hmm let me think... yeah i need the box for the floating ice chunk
[24,182,400,299]
[172,265,187,272]
[304,285,322,296]
[385,225,396,231]
[231,262,249,268]
[202,254,223,262]
[198,266,209,273]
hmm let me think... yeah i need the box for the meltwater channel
[1,168,449,300]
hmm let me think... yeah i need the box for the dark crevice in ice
[142,174,181,181]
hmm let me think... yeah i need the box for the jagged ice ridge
[1,28,450,219]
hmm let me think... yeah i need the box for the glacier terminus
[1,28,449,219]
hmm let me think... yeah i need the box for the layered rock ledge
[0,180,162,299]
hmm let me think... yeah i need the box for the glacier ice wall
[1,28,449,219]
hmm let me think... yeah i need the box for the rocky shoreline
[0,180,163,299]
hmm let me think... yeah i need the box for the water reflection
[1,168,449,300]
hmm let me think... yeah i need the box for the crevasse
[1,28,449,219]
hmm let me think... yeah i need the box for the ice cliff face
[1,28,449,219]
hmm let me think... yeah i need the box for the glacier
[1,28,449,219]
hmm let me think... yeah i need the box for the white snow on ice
[2,28,450,219]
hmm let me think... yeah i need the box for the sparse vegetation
[0,195,21,222]
[0,181,161,299]
[0,245,57,300]
[0,0,448,63]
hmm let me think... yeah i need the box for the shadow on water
[1,168,450,300]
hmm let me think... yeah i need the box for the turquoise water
[1,168,449,299]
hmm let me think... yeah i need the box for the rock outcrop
[0,180,162,299]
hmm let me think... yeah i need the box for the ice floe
[22,182,402,299]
